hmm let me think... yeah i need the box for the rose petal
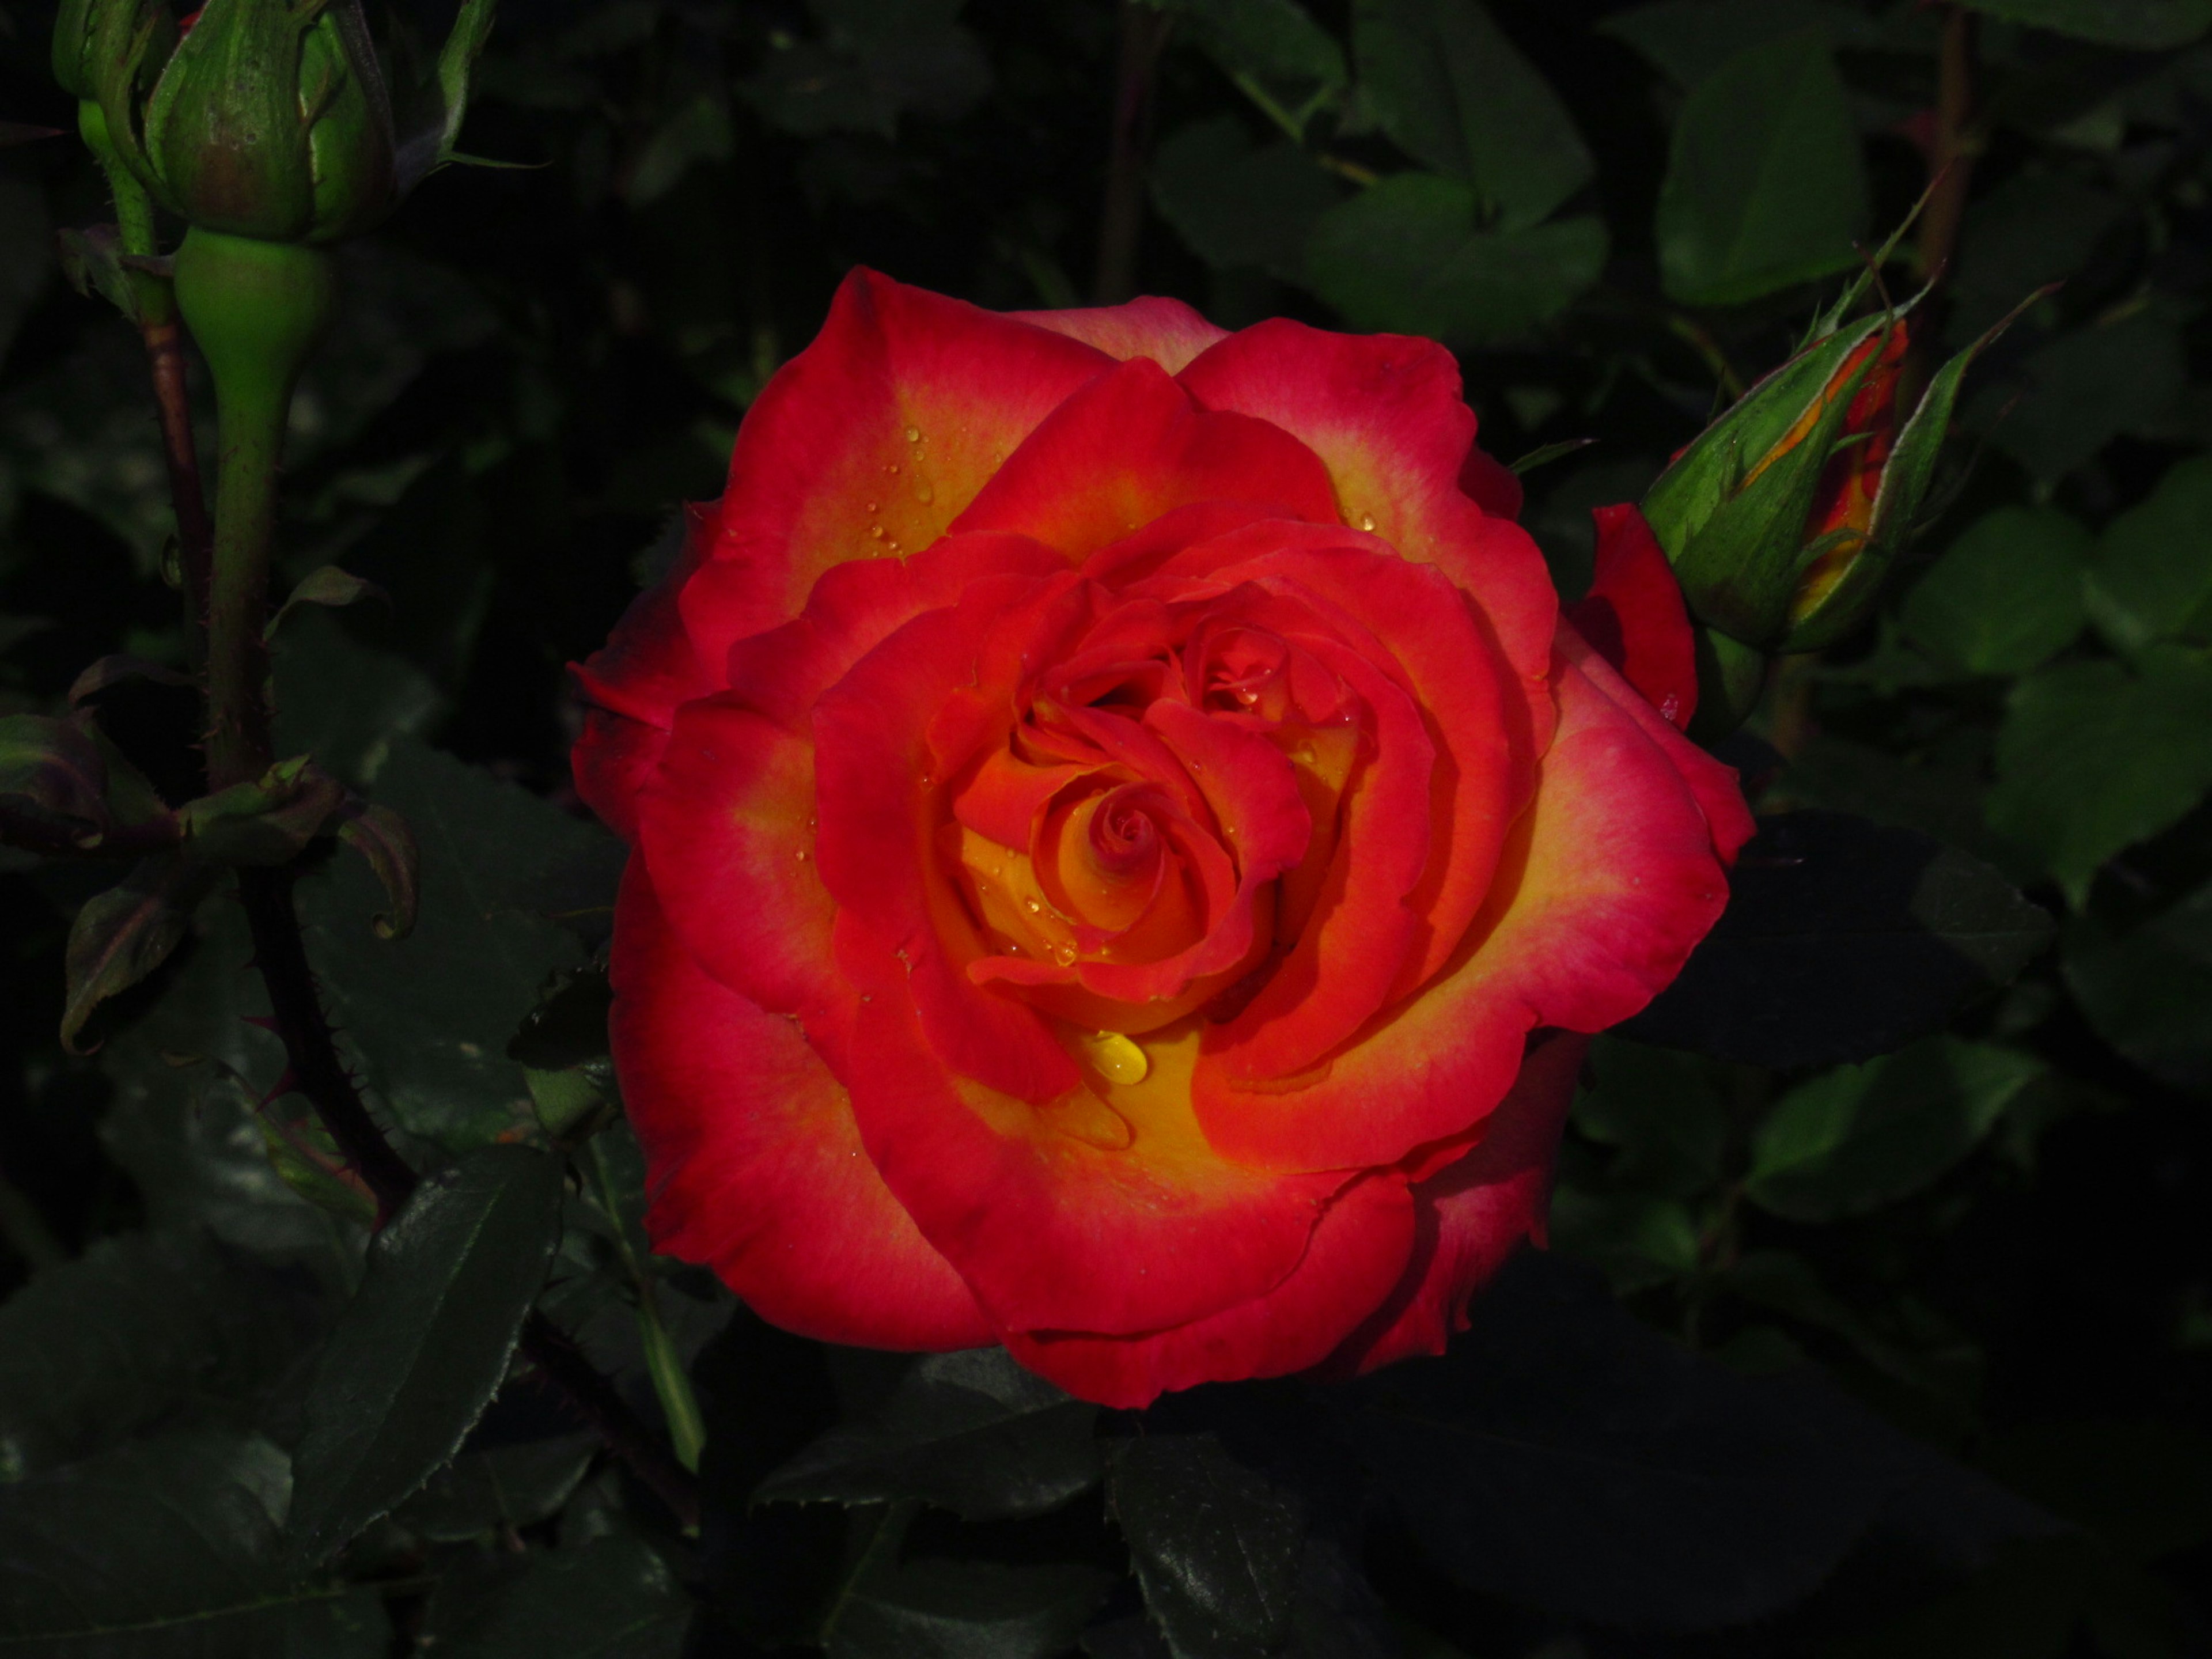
[1324,1031,1590,1376]
[1003,1172,1417,1407]
[1195,648,1740,1173]
[838,993,1361,1339]
[1012,295,1229,374]
[612,860,992,1349]
[1567,504,1700,730]
[950,356,1341,559]
[686,268,1116,666]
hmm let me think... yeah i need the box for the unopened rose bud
[132,0,398,244]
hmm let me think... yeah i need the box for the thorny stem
[161,229,703,1531]
[1093,0,1169,305]
[1903,5,1979,411]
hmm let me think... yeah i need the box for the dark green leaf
[1957,0,2211,48]
[1335,1251,1907,1627]
[1599,0,1888,88]
[1654,29,1868,305]
[743,0,990,138]
[1155,0,1346,137]
[1351,0,1592,228]
[1987,647,2212,905]
[2085,455,2212,654]
[62,855,212,1054]
[264,566,386,642]
[0,1431,390,1657]
[1547,1186,1702,1293]
[2063,882,2212,1092]
[393,1433,597,1542]
[1151,118,1342,282]
[334,801,421,940]
[1624,812,2054,1069]
[758,1347,1101,1521]
[1980,1421,2212,1562]
[1901,506,2089,675]
[1305,175,1605,344]
[1945,171,2123,344]
[1571,1036,1730,1199]
[1745,1037,2046,1222]
[286,1145,565,1564]
[0,1232,310,1480]
[270,608,443,789]
[298,740,609,1151]
[421,1533,694,1658]
[1108,1434,1306,1659]
[1968,312,2186,483]
[828,1551,1114,1659]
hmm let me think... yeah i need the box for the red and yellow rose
[573,271,1751,1407]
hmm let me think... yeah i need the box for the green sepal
[178,753,346,865]
[1685,623,1770,745]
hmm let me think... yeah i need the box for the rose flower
[573,271,1752,1407]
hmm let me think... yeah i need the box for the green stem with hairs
[171,228,336,789]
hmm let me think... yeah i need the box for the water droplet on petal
[1080,1029,1150,1086]
[916,483,934,504]
[1024,897,1043,915]
[794,848,809,861]
[1051,941,1078,967]
[904,425,922,444]
[1359,514,1376,532]
[870,524,885,539]
[865,501,878,513]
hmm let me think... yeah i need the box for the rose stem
[1092,0,1169,304]
[166,227,704,1532]
[1902,4,1979,413]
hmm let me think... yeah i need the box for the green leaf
[421,1534,695,1658]
[757,1348,1101,1521]
[1305,174,1606,345]
[1968,311,2186,484]
[2063,881,2212,1093]
[1599,0,1887,88]
[1150,118,1342,282]
[298,739,611,1152]
[1547,1187,1702,1294]
[286,1144,566,1564]
[1901,506,2089,675]
[2085,456,2212,655]
[1956,0,2212,48]
[1571,1036,1730,1199]
[62,855,213,1054]
[1624,812,2054,1070]
[1945,171,2123,345]
[264,565,386,642]
[0,1431,391,1656]
[1745,1037,2046,1222]
[828,1549,1113,1659]
[334,800,421,940]
[743,0,991,139]
[1987,648,2212,906]
[1337,1251,1913,1627]
[393,1433,597,1543]
[1108,1434,1306,1659]
[270,607,443,789]
[0,1232,310,1481]
[1654,28,1868,306]
[1351,0,1593,229]
[1154,0,1346,137]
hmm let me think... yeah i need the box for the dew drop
[1024,897,1043,915]
[1078,1029,1150,1086]
[888,540,902,554]
[1293,744,1317,764]
[1359,514,1376,532]
[870,524,885,540]
[794,848,809,861]
[905,425,922,444]
[916,483,934,504]
[1051,941,1078,967]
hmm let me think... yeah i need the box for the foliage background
[1,0,2210,1654]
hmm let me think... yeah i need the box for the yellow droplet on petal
[904,425,922,443]
[1077,1029,1150,1086]
[1359,514,1376,532]
[870,524,885,539]
[1051,941,1078,967]
[916,483,934,504]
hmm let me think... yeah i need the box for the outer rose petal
[1003,1173,1417,1408]
[683,268,1116,665]
[950,357,1342,559]
[611,859,991,1350]
[571,502,724,841]
[1459,441,1525,520]
[1195,646,1743,1173]
[1177,319,1557,719]
[634,695,839,1019]
[1567,504,1699,730]
[1325,1032,1589,1376]
[1012,296,1229,374]
[836,983,1361,1340]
